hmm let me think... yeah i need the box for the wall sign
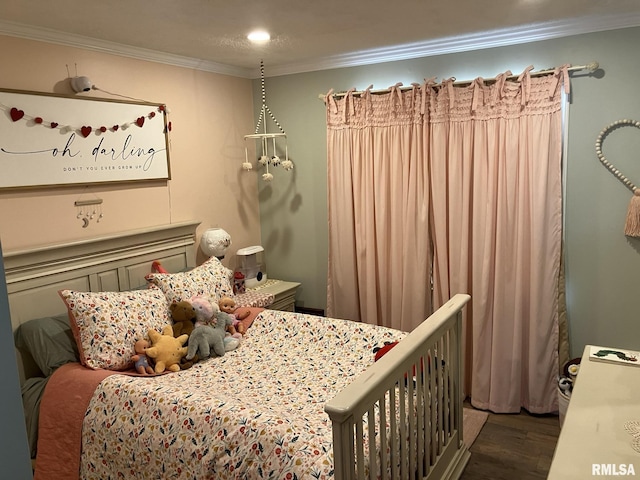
[0,88,171,189]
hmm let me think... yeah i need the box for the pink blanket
[33,308,264,479]
[34,363,114,480]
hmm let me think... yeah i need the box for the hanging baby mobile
[595,119,640,237]
[243,60,293,181]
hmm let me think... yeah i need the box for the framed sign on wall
[0,88,171,190]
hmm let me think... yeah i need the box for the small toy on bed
[190,295,219,327]
[146,325,189,373]
[186,312,234,360]
[151,260,169,273]
[223,334,241,351]
[219,295,249,337]
[215,309,241,351]
[131,338,155,375]
[373,341,399,362]
[169,300,198,337]
[177,353,200,370]
[167,300,202,370]
[373,340,432,382]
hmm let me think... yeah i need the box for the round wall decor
[595,119,640,237]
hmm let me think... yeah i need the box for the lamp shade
[200,228,231,258]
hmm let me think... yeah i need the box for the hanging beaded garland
[595,119,640,237]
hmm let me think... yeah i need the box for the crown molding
[2,12,640,80]
[264,12,640,77]
[0,20,254,78]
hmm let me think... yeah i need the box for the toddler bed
[7,222,471,480]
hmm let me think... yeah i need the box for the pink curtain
[325,67,568,413]
[325,86,432,332]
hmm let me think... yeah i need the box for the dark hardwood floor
[460,406,561,480]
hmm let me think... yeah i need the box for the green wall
[256,27,640,358]
[0,242,33,478]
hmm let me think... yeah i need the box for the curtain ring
[324,89,338,114]
[411,82,420,110]
[517,65,534,106]
[363,84,374,117]
[492,70,512,104]
[550,64,571,97]
[472,77,484,112]
[343,87,356,123]
[388,82,404,111]
[422,77,437,116]
[440,78,456,109]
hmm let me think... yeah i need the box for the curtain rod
[320,61,599,99]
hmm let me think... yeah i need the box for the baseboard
[295,306,325,316]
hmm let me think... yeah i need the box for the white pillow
[59,288,171,370]
[145,256,234,305]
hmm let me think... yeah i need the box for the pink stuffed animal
[190,295,219,327]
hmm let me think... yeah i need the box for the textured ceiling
[1,0,640,77]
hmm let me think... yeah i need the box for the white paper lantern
[200,228,231,258]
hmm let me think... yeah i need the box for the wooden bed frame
[5,222,470,480]
[6,221,200,384]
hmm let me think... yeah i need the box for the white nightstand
[247,279,301,312]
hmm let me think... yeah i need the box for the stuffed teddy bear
[218,296,250,337]
[146,325,188,373]
[168,299,198,369]
[169,300,197,337]
[131,338,155,375]
[185,311,233,360]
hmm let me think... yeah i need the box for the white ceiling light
[247,30,270,43]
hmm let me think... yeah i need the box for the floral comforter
[78,310,405,479]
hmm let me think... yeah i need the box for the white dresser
[548,345,640,478]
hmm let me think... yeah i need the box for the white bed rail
[325,293,471,480]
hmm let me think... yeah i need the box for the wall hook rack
[74,198,103,228]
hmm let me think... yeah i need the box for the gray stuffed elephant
[185,313,232,360]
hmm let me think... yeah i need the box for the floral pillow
[145,256,234,305]
[59,288,171,371]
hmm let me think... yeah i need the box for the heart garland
[5,104,171,134]
[595,119,640,237]
[10,107,24,121]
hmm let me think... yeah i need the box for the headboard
[5,221,200,383]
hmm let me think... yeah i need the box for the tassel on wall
[624,190,640,238]
[595,119,640,238]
